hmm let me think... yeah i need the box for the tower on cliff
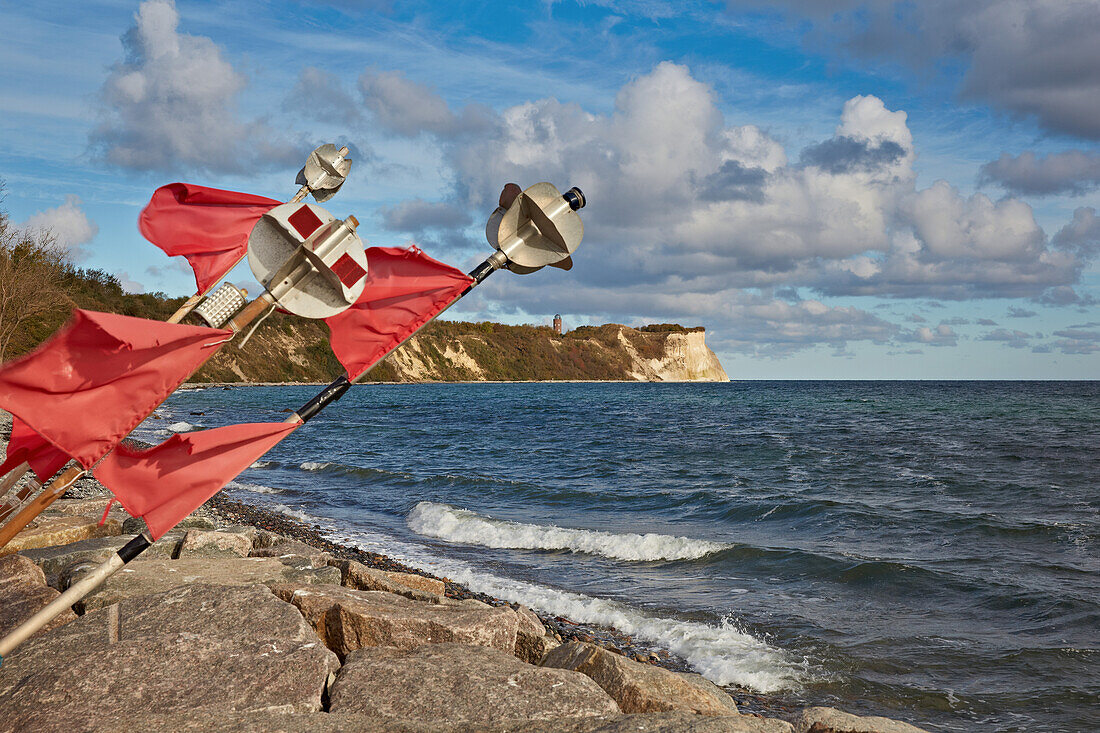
[553,314,563,335]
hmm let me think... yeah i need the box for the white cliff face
[645,331,729,382]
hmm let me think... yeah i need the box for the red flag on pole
[139,183,280,294]
[0,310,232,468]
[324,246,474,380]
[0,418,70,482]
[93,422,298,540]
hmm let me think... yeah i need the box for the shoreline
[198,490,789,720]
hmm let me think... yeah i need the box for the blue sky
[2,0,1098,378]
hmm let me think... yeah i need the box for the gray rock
[0,515,121,556]
[514,604,554,663]
[794,707,930,733]
[69,556,341,613]
[492,712,794,732]
[329,642,620,724]
[542,641,739,716]
[0,554,76,640]
[252,538,332,568]
[19,532,184,588]
[329,558,447,603]
[0,584,340,732]
[178,528,254,557]
[271,583,519,660]
[60,711,425,732]
[46,497,132,523]
[122,514,216,534]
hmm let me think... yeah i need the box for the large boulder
[0,584,340,732]
[46,497,131,523]
[178,528,254,558]
[0,554,76,639]
[0,515,121,557]
[271,583,519,660]
[253,538,332,569]
[496,713,794,732]
[328,642,620,724]
[70,556,341,613]
[542,641,739,716]
[794,707,930,733]
[329,558,446,603]
[19,532,184,588]
[514,604,557,663]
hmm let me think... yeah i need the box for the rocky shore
[0,416,930,732]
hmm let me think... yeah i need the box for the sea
[136,381,1098,732]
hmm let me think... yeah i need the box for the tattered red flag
[324,246,474,380]
[93,422,298,540]
[0,310,232,468]
[139,183,280,294]
[0,417,70,482]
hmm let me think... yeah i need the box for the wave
[320,519,805,693]
[226,480,283,495]
[406,501,728,562]
[167,421,195,433]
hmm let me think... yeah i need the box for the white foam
[226,480,283,495]
[272,504,315,522]
[325,520,803,693]
[406,502,728,562]
[299,461,331,471]
[250,460,273,469]
[167,421,195,433]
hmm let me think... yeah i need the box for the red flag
[93,422,297,540]
[0,310,231,468]
[325,247,474,380]
[139,183,279,294]
[0,417,70,482]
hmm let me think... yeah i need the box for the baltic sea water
[139,381,1099,732]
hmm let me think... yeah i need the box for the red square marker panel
[331,253,367,288]
[288,205,324,239]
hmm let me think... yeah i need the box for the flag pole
[0,250,511,662]
[0,180,585,661]
[0,293,280,551]
[0,148,351,536]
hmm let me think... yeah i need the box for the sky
[1,0,1098,379]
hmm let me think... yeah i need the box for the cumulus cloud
[22,196,98,258]
[724,0,1100,140]
[897,324,957,347]
[980,328,1036,349]
[1007,306,1037,318]
[979,151,1100,196]
[358,70,496,138]
[114,271,146,294]
[1052,207,1100,260]
[355,62,1094,355]
[91,0,299,172]
[1050,324,1100,354]
[286,67,363,125]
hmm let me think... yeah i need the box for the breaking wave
[406,501,728,562]
[167,421,195,433]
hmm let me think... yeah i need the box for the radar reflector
[247,201,368,319]
[485,182,585,274]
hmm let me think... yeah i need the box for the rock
[794,707,930,733]
[20,532,184,588]
[252,538,332,568]
[0,584,340,731]
[329,642,620,724]
[271,583,519,660]
[514,604,554,663]
[542,641,739,716]
[178,528,254,557]
[69,556,341,613]
[493,712,794,732]
[122,515,215,534]
[0,554,76,639]
[47,497,131,522]
[0,515,121,557]
[329,558,446,603]
[58,711,412,732]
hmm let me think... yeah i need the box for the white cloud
[91,0,299,173]
[344,62,1094,355]
[22,195,98,259]
[979,150,1100,196]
